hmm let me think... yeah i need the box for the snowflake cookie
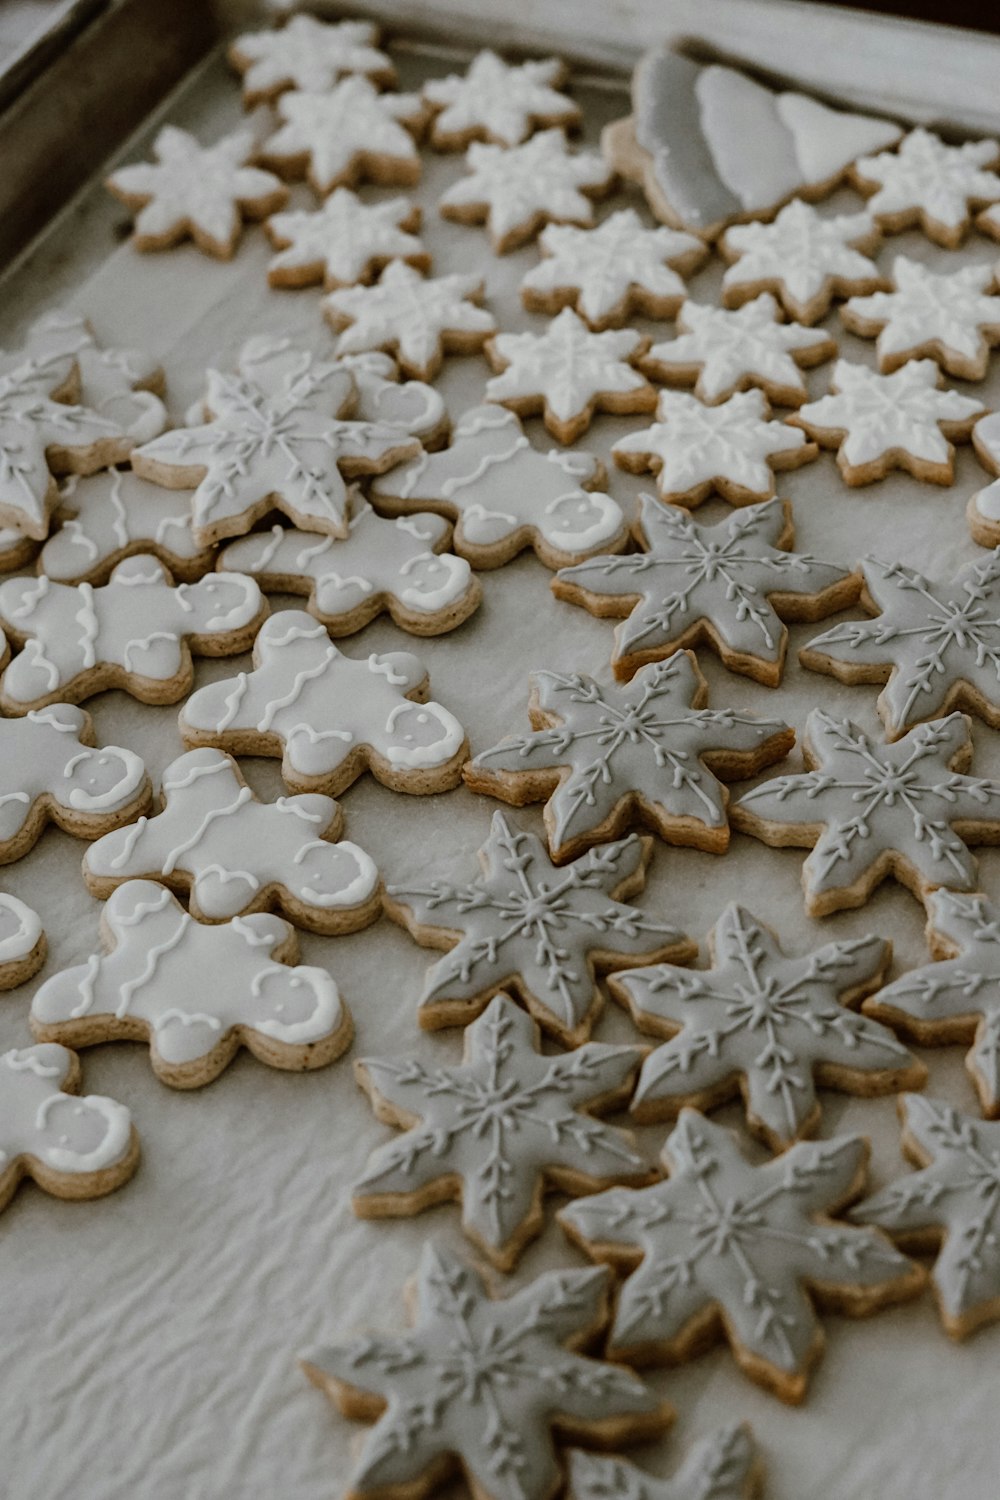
[521,210,707,330]
[465,653,793,863]
[84,747,379,935]
[370,404,626,570]
[260,79,427,196]
[731,710,1000,917]
[353,992,651,1268]
[641,293,836,408]
[106,125,287,258]
[485,308,654,444]
[801,553,1000,739]
[32,880,353,1089]
[850,127,1000,248]
[439,129,615,253]
[0,895,45,990]
[566,1425,762,1500]
[719,200,886,325]
[423,49,580,149]
[27,309,168,445]
[612,388,815,508]
[559,1110,924,1402]
[323,261,496,381]
[384,810,693,1047]
[218,497,481,637]
[791,358,985,487]
[180,611,467,797]
[841,256,1000,381]
[40,470,215,585]
[0,558,265,714]
[854,1094,1000,1337]
[301,1244,672,1500]
[265,190,428,290]
[553,495,855,686]
[228,16,395,106]
[611,903,922,1148]
[0,1045,138,1213]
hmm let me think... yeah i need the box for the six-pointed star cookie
[566,1426,762,1500]
[790,358,985,487]
[850,127,1000,248]
[301,1244,672,1500]
[553,495,855,686]
[611,903,922,1148]
[642,293,836,407]
[265,190,428,289]
[520,210,707,330]
[439,129,615,253]
[732,711,1000,917]
[853,1094,1000,1337]
[260,79,427,195]
[384,810,693,1047]
[41,469,215,585]
[841,256,1000,380]
[371,405,626,569]
[465,653,794,862]
[228,15,395,105]
[485,308,655,443]
[423,49,580,148]
[559,1110,924,1403]
[612,389,815,508]
[801,552,1000,739]
[323,262,495,381]
[719,200,886,325]
[106,125,287,258]
[353,992,651,1268]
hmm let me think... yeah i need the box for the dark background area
[819,0,997,31]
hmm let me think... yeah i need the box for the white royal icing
[0,894,42,966]
[423,50,578,147]
[266,189,425,288]
[854,127,1000,237]
[567,1426,760,1500]
[230,15,394,101]
[0,1043,133,1184]
[486,307,650,432]
[262,79,425,195]
[440,129,614,247]
[323,260,495,379]
[843,255,1000,376]
[721,199,883,319]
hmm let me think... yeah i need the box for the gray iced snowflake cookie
[612,388,816,508]
[384,810,693,1048]
[260,79,427,196]
[611,903,922,1149]
[566,1426,762,1500]
[800,552,1000,740]
[41,469,215,585]
[559,1110,924,1403]
[228,15,395,106]
[353,992,651,1268]
[841,256,1000,381]
[439,129,615,253]
[106,125,287,258]
[732,711,1000,918]
[641,293,836,408]
[790,358,985,487]
[265,190,428,290]
[301,1244,673,1500]
[28,309,168,445]
[423,49,580,149]
[853,1094,1000,1337]
[849,127,1000,248]
[464,653,793,863]
[553,495,855,687]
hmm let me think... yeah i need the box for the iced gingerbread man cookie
[329,351,447,447]
[0,895,45,990]
[850,127,1000,248]
[26,309,168,445]
[422,49,580,149]
[84,747,379,935]
[260,79,427,196]
[841,256,1000,381]
[32,880,353,1089]
[567,1427,762,1500]
[265,190,428,290]
[40,470,215,585]
[228,15,395,106]
[967,410,1000,547]
[180,611,467,797]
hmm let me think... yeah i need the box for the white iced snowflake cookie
[84,747,379,935]
[423,49,580,149]
[720,200,886,325]
[228,15,395,106]
[353,992,651,1269]
[0,895,45,990]
[521,210,707,330]
[260,79,427,196]
[384,810,693,1048]
[371,404,626,570]
[218,495,481,637]
[612,387,816,508]
[32,880,353,1088]
[301,1244,672,1500]
[642,293,835,407]
[323,261,495,381]
[41,470,214,585]
[106,125,287,258]
[791,358,985,487]
[841,256,1000,380]
[566,1427,762,1500]
[0,557,265,714]
[485,308,654,444]
[439,129,615,253]
[850,127,1000,248]
[969,411,1000,546]
[265,190,428,290]
[0,1044,138,1213]
[180,611,467,797]
[559,1110,923,1403]
[732,710,1000,918]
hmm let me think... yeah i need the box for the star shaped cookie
[719,200,886,324]
[260,79,427,195]
[323,261,495,381]
[841,256,1000,380]
[423,49,580,148]
[265,190,428,289]
[228,15,395,105]
[850,127,1000,247]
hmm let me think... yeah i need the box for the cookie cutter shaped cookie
[566,1425,762,1500]
[25,309,168,446]
[228,15,396,106]
[967,409,1000,548]
[259,79,427,196]
[423,49,580,149]
[265,190,428,290]
[849,127,1000,249]
[0,895,45,990]
[40,469,215,585]
[841,256,1000,381]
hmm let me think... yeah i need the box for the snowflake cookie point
[228,16,396,106]
[850,127,1000,248]
[841,255,1000,382]
[565,1425,763,1500]
[423,49,580,149]
[259,79,427,196]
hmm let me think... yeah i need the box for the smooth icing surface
[324,261,495,376]
[843,256,1000,371]
[440,129,613,243]
[231,15,393,98]
[263,80,424,194]
[854,127,1000,234]
[774,91,902,184]
[424,49,578,146]
[697,66,801,211]
[567,1425,759,1500]
[0,894,42,964]
[85,747,377,922]
[0,1043,132,1179]
[27,310,167,444]
[41,470,210,584]
[267,190,425,287]
[487,307,648,428]
[722,200,881,313]
[302,1244,664,1500]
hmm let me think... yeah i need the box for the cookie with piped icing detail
[323,262,495,382]
[266,191,428,290]
[423,50,580,149]
[566,1426,762,1500]
[850,127,1000,249]
[967,410,1000,548]
[41,469,215,585]
[259,79,427,196]
[0,895,45,990]
[228,15,396,106]
[841,256,1000,381]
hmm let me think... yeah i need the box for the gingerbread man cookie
[841,256,1000,381]
[41,470,215,585]
[28,309,168,445]
[228,15,395,105]
[323,261,495,381]
[260,79,427,195]
[423,50,580,149]
[265,190,428,290]
[969,410,1000,547]
[850,127,1000,248]
[0,895,45,990]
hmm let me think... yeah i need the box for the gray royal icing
[266,189,425,288]
[486,308,650,433]
[324,261,496,379]
[423,49,578,146]
[0,1044,132,1183]
[262,79,425,194]
[230,15,393,100]
[0,894,42,969]
[40,469,212,584]
[566,1426,759,1500]
[854,128,1000,237]
[25,310,167,445]
[439,129,614,246]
